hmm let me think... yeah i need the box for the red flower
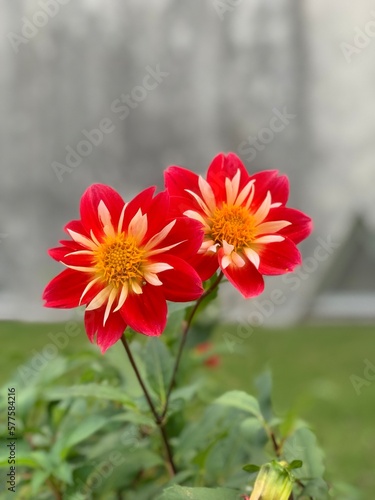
[43,184,204,352]
[165,153,312,298]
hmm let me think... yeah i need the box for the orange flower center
[93,233,146,287]
[209,203,256,249]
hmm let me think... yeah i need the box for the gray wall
[1,0,374,323]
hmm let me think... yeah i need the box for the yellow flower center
[209,203,256,249]
[93,233,146,287]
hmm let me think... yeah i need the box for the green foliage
[0,311,361,498]
[157,485,241,499]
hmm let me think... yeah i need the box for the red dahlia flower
[165,153,312,298]
[43,184,204,352]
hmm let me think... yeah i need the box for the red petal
[257,238,302,275]
[164,166,200,199]
[144,190,171,241]
[48,246,73,262]
[190,252,219,282]
[64,219,89,238]
[80,184,125,239]
[122,186,156,230]
[120,285,167,336]
[156,254,203,301]
[84,307,126,353]
[156,217,204,261]
[250,171,289,209]
[207,153,250,202]
[43,269,90,308]
[218,249,264,298]
[266,207,312,244]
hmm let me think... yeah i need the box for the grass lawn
[1,321,374,496]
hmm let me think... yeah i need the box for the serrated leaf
[214,391,263,420]
[157,485,241,500]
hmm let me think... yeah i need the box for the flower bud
[249,461,294,500]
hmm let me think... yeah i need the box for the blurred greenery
[0,321,374,496]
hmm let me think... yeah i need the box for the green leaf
[52,414,109,459]
[214,391,263,420]
[30,470,50,495]
[43,384,136,407]
[242,463,261,473]
[283,427,325,480]
[53,461,74,484]
[288,459,303,470]
[144,338,173,405]
[157,485,241,500]
[255,369,273,421]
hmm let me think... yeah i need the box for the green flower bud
[249,461,294,500]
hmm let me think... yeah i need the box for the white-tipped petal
[256,220,291,234]
[198,176,216,212]
[244,247,260,269]
[147,241,185,256]
[270,202,282,208]
[113,283,129,312]
[131,281,143,294]
[144,220,176,251]
[231,251,246,267]
[225,177,235,206]
[144,272,163,286]
[207,244,219,253]
[183,210,210,229]
[64,264,94,273]
[128,209,148,242]
[65,250,94,257]
[103,287,118,326]
[98,200,115,237]
[222,240,234,255]
[144,262,173,273]
[235,179,255,207]
[185,189,211,216]
[117,204,126,233]
[253,191,272,223]
[231,169,241,200]
[244,181,256,210]
[255,235,285,243]
[67,229,97,250]
[90,230,101,246]
[200,239,216,250]
[79,276,101,304]
[86,286,111,311]
[221,255,232,269]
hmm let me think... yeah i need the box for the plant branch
[120,335,177,476]
[160,271,224,420]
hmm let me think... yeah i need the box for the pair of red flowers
[43,153,312,352]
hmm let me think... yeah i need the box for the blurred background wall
[1,0,375,324]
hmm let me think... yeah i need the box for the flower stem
[120,335,177,476]
[160,271,224,420]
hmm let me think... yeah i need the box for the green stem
[160,271,224,421]
[120,335,177,476]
